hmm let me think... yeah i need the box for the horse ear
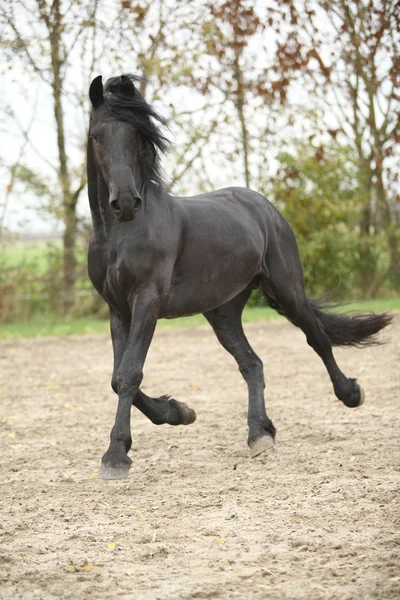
[89,75,103,107]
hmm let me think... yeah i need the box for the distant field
[0,299,398,340]
[1,239,63,273]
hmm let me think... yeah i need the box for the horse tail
[264,294,393,348]
[307,299,392,347]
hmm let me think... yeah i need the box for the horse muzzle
[110,194,142,222]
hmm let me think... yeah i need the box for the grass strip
[0,298,398,340]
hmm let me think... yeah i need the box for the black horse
[87,74,392,480]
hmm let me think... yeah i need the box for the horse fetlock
[248,417,276,441]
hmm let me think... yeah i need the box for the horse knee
[116,368,143,394]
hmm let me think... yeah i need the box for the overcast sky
[0,1,300,235]
[2,0,384,236]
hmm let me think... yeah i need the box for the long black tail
[265,295,393,348]
[308,299,393,347]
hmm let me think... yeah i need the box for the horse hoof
[249,435,275,459]
[357,385,365,406]
[342,382,365,408]
[98,463,131,480]
[167,399,196,426]
[181,403,196,425]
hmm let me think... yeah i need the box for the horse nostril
[111,200,121,214]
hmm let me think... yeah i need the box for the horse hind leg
[261,226,364,407]
[204,289,276,458]
[263,283,364,407]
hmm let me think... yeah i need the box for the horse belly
[162,255,260,318]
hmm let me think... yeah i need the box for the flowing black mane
[103,74,169,186]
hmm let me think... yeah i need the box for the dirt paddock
[0,318,399,600]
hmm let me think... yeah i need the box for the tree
[1,0,99,310]
[268,0,400,281]
[268,140,391,297]
[201,1,264,187]
[183,0,286,190]
[0,0,224,310]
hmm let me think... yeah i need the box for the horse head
[88,74,169,223]
[89,75,144,222]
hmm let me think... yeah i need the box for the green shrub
[0,238,103,323]
[255,141,398,301]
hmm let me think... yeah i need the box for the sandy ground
[0,318,399,600]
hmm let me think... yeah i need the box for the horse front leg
[110,310,196,427]
[99,292,158,480]
[110,310,129,395]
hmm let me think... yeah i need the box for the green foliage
[272,143,362,234]
[0,238,104,323]
[257,142,396,300]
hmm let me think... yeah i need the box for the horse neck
[87,139,113,243]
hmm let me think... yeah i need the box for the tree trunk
[233,43,250,188]
[62,198,78,312]
[48,0,76,312]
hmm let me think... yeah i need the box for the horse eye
[92,134,99,143]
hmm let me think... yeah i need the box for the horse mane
[103,74,170,187]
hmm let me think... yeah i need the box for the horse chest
[106,259,135,291]
[102,250,154,311]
